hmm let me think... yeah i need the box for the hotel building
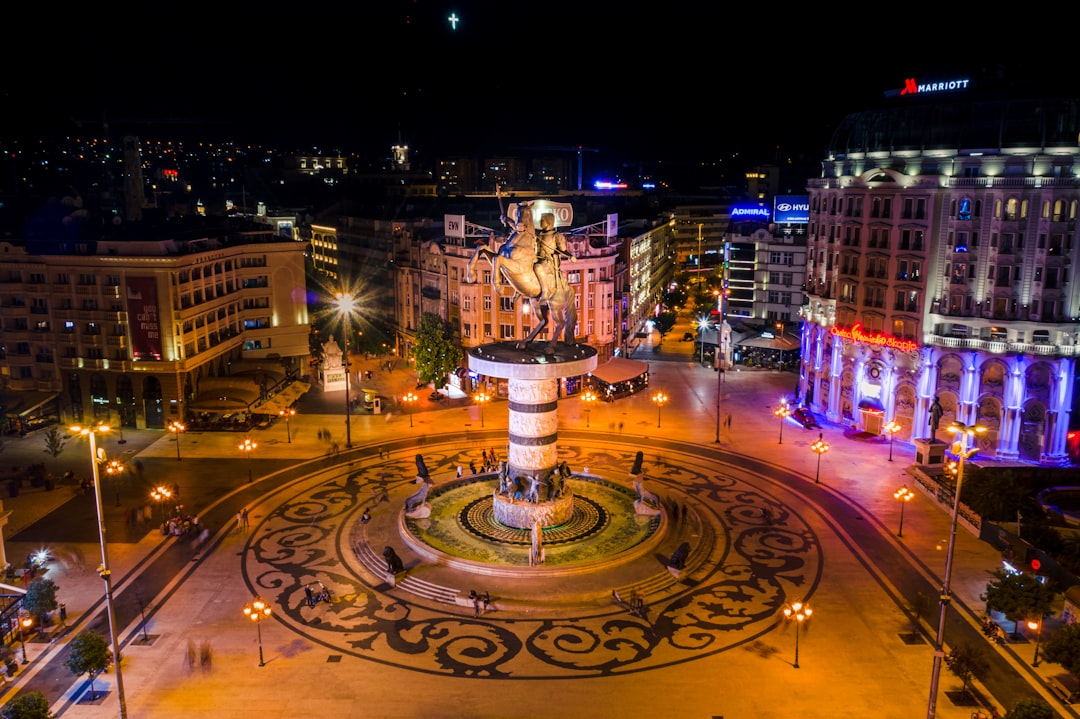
[799,90,1080,465]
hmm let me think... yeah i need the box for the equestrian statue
[466,187,578,347]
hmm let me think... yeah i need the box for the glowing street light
[926,420,986,719]
[69,423,128,718]
[782,600,812,669]
[402,391,417,427]
[150,485,172,524]
[333,292,358,449]
[774,401,792,444]
[893,485,915,536]
[1028,616,1044,667]
[581,390,597,428]
[242,596,272,667]
[239,438,257,483]
[652,390,669,428]
[883,418,902,462]
[810,433,829,484]
[474,391,491,428]
[17,608,31,660]
[697,316,709,365]
[278,407,296,443]
[167,420,186,461]
[104,458,124,507]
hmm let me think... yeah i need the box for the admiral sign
[774,196,809,224]
[729,204,770,221]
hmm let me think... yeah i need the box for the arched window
[1020,199,1029,219]
[1053,199,1066,222]
[1004,198,1019,220]
[994,199,1002,218]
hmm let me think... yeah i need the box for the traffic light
[1024,547,1042,573]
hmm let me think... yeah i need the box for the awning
[249,381,311,415]
[188,377,262,412]
[735,333,800,352]
[589,358,649,385]
[0,391,59,419]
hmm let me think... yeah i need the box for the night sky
[7,3,1080,176]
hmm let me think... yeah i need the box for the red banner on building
[127,277,162,360]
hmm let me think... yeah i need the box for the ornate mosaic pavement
[242,439,822,678]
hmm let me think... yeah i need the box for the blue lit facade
[800,96,1080,465]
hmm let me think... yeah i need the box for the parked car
[681,332,695,342]
[428,391,445,402]
[792,407,819,429]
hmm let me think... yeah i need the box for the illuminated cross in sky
[448,13,460,30]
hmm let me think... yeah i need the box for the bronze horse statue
[466,194,577,347]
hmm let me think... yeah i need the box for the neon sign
[730,205,770,219]
[831,323,919,352]
[886,77,970,98]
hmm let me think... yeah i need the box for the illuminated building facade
[799,92,1080,464]
[0,232,308,431]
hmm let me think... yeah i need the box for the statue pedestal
[468,342,597,529]
[915,439,946,466]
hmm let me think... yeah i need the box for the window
[462,296,472,311]
[462,323,472,338]
[958,198,972,220]
[483,296,492,311]
[484,323,492,337]
[499,324,515,339]
[499,297,514,312]
[78,274,96,286]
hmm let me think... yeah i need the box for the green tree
[981,570,1055,638]
[63,631,112,701]
[1039,621,1080,675]
[945,640,990,701]
[963,468,1033,522]
[1005,697,1056,719]
[22,578,58,626]
[412,313,462,387]
[652,311,677,344]
[41,428,67,470]
[0,691,53,719]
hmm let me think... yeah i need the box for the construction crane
[513,145,599,191]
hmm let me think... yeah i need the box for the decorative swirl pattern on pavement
[243,440,822,678]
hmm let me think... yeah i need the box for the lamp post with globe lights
[581,390,597,428]
[782,600,812,669]
[652,391,668,428]
[883,418,902,461]
[1027,617,1044,666]
[278,407,296,443]
[239,438,257,483]
[104,458,124,507]
[151,486,172,524]
[242,596,272,667]
[69,423,128,718]
[402,392,417,427]
[810,433,829,484]
[17,611,31,664]
[774,401,792,444]
[167,420,185,460]
[474,391,491,428]
[926,420,986,719]
[893,485,915,536]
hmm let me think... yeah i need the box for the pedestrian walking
[470,461,477,475]
[618,422,624,433]
[378,446,385,459]
[241,507,250,531]
[482,450,490,466]
[469,589,480,617]
[457,465,463,478]
[236,511,244,532]
[482,592,490,614]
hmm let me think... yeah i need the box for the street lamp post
[883,419,901,462]
[1028,617,1043,666]
[652,391,668,428]
[278,408,296,443]
[713,288,726,444]
[150,486,172,524]
[402,392,417,427]
[774,402,792,444]
[926,420,986,719]
[893,485,915,537]
[242,596,272,667]
[782,600,812,669]
[167,420,185,461]
[104,458,124,507]
[474,391,491,428]
[17,608,30,665]
[69,423,128,719]
[810,433,830,484]
[239,438,257,483]
[697,317,709,366]
[334,292,357,449]
[581,390,597,428]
